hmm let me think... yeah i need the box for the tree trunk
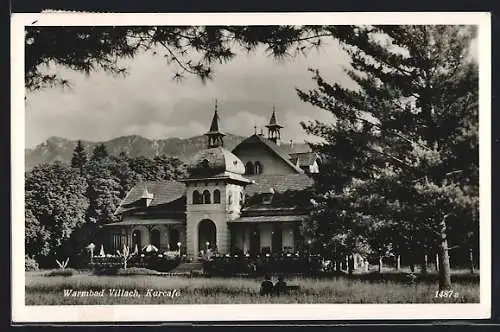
[469,247,475,274]
[438,216,452,290]
[435,253,439,272]
[124,259,127,270]
[421,254,428,275]
[378,256,383,273]
[396,255,401,271]
[348,255,354,275]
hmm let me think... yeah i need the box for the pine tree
[90,143,109,161]
[70,140,87,170]
[298,25,478,290]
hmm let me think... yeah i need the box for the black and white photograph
[11,12,491,322]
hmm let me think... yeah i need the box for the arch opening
[198,219,217,254]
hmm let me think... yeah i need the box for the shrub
[116,267,160,276]
[25,255,39,271]
[44,268,76,277]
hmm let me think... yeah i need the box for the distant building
[106,103,320,259]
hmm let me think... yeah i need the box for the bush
[25,255,39,271]
[115,267,160,276]
[44,268,76,277]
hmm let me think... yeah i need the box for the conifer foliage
[70,140,87,170]
[297,25,478,290]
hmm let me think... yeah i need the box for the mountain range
[25,134,309,170]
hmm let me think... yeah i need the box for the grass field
[25,271,479,305]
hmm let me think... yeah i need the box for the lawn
[25,271,479,305]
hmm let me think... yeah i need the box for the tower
[205,99,225,148]
[265,106,283,145]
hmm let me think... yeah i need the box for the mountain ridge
[25,133,310,170]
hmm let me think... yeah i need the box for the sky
[25,31,478,149]
[25,39,352,149]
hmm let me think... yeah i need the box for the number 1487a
[435,290,459,298]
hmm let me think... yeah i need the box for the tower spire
[265,105,283,144]
[205,99,225,148]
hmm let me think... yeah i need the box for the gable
[232,135,303,175]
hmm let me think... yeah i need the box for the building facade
[106,105,320,259]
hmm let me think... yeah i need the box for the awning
[228,215,308,223]
[104,219,184,227]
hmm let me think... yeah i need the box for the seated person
[260,275,274,296]
[274,276,287,295]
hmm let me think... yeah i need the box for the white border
[11,12,492,323]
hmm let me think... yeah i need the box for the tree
[83,158,121,226]
[25,26,338,91]
[90,143,109,161]
[25,162,88,266]
[297,25,478,290]
[71,140,87,170]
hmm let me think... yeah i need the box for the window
[254,161,263,174]
[150,229,161,248]
[193,190,202,204]
[239,192,244,206]
[262,193,273,204]
[203,190,211,204]
[245,161,254,175]
[213,189,221,203]
[227,192,233,206]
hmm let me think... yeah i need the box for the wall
[231,222,296,253]
[110,216,185,252]
[185,179,245,258]
[234,144,297,175]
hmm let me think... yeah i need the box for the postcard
[11,11,491,322]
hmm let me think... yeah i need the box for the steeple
[205,99,225,148]
[265,105,283,145]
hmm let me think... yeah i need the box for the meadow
[25,271,479,305]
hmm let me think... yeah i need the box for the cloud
[25,38,352,148]
[122,121,206,140]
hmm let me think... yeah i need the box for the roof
[289,152,318,167]
[206,108,225,135]
[244,174,314,196]
[265,109,283,129]
[181,171,253,185]
[104,218,184,227]
[115,181,186,215]
[242,174,314,213]
[278,143,312,155]
[187,147,245,177]
[228,215,308,223]
[232,134,304,173]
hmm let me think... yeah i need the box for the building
[105,104,320,259]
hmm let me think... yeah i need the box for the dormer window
[201,158,209,168]
[262,187,275,204]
